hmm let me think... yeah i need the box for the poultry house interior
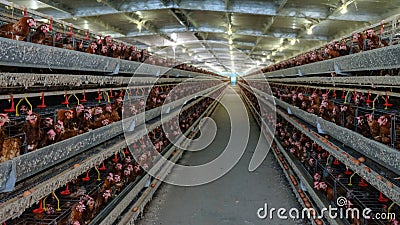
[0,0,400,225]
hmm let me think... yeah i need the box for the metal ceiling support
[125,26,328,41]
[161,0,191,30]
[203,27,329,41]
[225,0,230,10]
[37,0,75,15]
[276,0,289,13]
[43,0,125,36]
[170,0,199,30]
[329,0,355,16]
[194,31,229,72]
[60,1,377,23]
[98,0,175,42]
[160,0,171,6]
[296,0,352,41]
[225,12,232,45]
[249,17,275,54]
[173,0,182,6]
[125,14,174,42]
[211,39,257,47]
[169,9,189,29]
[170,0,227,73]
[83,17,126,35]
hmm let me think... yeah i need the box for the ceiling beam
[178,8,199,28]
[125,26,328,42]
[161,0,195,30]
[37,0,75,15]
[276,0,289,13]
[38,0,124,36]
[206,39,257,47]
[83,17,126,36]
[250,17,275,53]
[98,0,175,42]
[204,27,328,41]
[170,0,228,72]
[225,0,230,10]
[169,9,189,29]
[63,3,377,23]
[271,0,348,63]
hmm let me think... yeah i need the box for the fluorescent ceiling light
[340,6,348,14]
[31,0,39,9]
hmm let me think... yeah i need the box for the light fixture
[267,55,271,59]
[271,52,276,56]
[170,33,178,42]
[31,0,39,10]
[228,29,233,35]
[262,58,266,62]
[307,27,313,35]
[279,47,283,52]
[182,48,186,53]
[340,5,348,14]
[290,39,296,45]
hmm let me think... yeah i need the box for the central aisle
[137,87,305,225]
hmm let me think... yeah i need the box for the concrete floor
[137,87,307,225]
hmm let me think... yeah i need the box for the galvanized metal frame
[266,81,400,98]
[241,88,337,225]
[261,44,400,78]
[0,83,226,223]
[246,85,400,174]
[0,73,175,89]
[0,77,206,99]
[0,83,225,192]
[0,37,213,77]
[274,106,400,205]
[278,98,400,173]
[267,76,400,87]
[239,83,400,207]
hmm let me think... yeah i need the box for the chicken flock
[0,16,216,76]
[241,87,399,225]
[270,84,398,149]
[243,80,399,150]
[0,81,220,163]
[6,89,222,225]
[261,28,391,73]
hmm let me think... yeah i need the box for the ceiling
[10,0,400,75]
